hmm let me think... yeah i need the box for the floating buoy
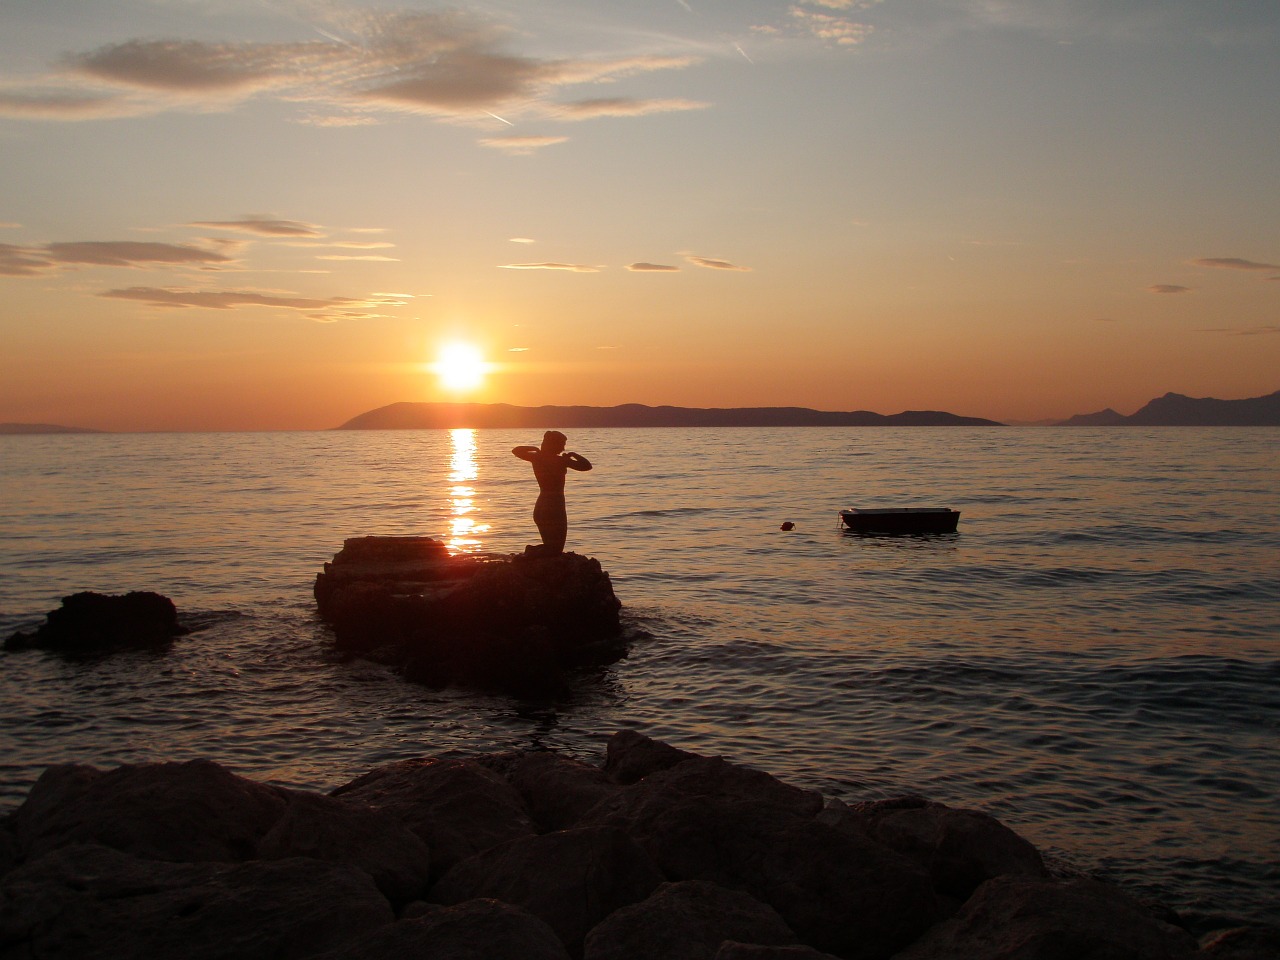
[780,522,795,531]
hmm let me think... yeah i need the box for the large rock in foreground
[313,537,624,691]
[0,732,1253,960]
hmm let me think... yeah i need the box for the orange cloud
[499,262,601,272]
[1147,284,1191,294]
[98,286,364,311]
[627,262,680,272]
[686,255,752,272]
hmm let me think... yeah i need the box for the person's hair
[543,430,567,449]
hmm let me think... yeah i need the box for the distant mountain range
[337,402,1004,429]
[1057,391,1280,426]
[0,422,102,435]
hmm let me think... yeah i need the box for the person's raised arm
[512,446,538,462]
[564,452,592,471]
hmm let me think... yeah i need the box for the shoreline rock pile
[313,536,625,691]
[3,731,1270,960]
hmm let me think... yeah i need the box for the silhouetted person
[512,431,592,555]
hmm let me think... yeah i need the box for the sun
[432,342,490,392]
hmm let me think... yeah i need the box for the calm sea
[1,428,1277,931]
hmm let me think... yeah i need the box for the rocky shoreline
[1,731,1273,960]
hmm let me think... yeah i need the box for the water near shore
[1,427,1276,931]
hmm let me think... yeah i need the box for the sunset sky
[2,0,1277,430]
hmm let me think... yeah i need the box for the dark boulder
[582,755,825,886]
[824,794,1048,899]
[5,591,187,652]
[256,791,432,906]
[1198,925,1280,959]
[0,843,393,960]
[477,749,623,832]
[312,899,572,960]
[754,819,941,960]
[602,729,703,785]
[583,880,797,960]
[12,759,288,864]
[892,875,1197,960]
[330,756,535,880]
[313,537,625,691]
[715,945,843,960]
[432,826,664,956]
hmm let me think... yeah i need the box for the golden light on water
[446,428,490,552]
[432,342,490,393]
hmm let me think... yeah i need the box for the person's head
[542,430,567,454]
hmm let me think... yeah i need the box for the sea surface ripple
[1,427,1277,932]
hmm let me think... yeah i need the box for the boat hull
[839,508,959,535]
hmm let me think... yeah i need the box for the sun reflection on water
[446,428,490,553]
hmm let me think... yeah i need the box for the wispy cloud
[789,8,875,46]
[0,240,235,275]
[188,217,323,237]
[627,262,680,272]
[0,244,51,277]
[499,262,601,272]
[1199,324,1280,336]
[548,97,709,120]
[1147,284,1191,294]
[0,11,705,130]
[509,237,536,244]
[479,135,569,155]
[98,286,364,311]
[686,254,752,271]
[315,254,399,261]
[1189,257,1280,272]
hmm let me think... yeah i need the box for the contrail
[676,0,693,12]
[485,111,514,126]
[733,42,754,63]
[313,26,353,47]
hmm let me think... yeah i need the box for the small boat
[839,507,959,535]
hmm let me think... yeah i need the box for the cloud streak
[0,10,706,130]
[1147,284,1190,294]
[686,254,752,271]
[0,240,234,275]
[1190,257,1280,272]
[627,262,680,272]
[499,262,601,272]
[99,286,365,311]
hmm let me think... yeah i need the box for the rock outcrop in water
[4,591,188,652]
[313,536,625,692]
[3,731,1265,960]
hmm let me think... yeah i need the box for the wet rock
[582,755,825,886]
[825,794,1048,899]
[0,842,393,960]
[256,791,432,906]
[4,591,187,652]
[602,729,703,785]
[330,756,535,880]
[715,944,843,960]
[892,875,1198,960]
[583,880,797,960]
[313,537,624,691]
[755,819,942,960]
[1198,925,1280,959]
[432,825,664,956]
[499,750,622,832]
[12,759,288,864]
[313,899,572,960]
[0,819,18,877]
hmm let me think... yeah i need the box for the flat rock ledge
[313,536,625,691]
[3,731,1271,960]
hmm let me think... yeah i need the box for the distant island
[337,402,1005,430]
[0,422,103,435]
[1057,390,1280,426]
